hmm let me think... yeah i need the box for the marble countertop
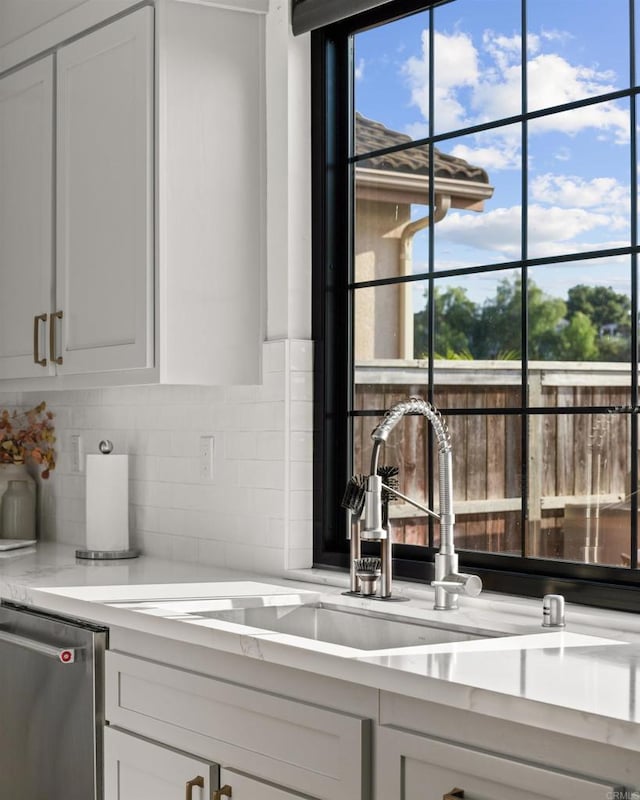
[2,542,640,752]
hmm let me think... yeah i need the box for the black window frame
[312,0,640,613]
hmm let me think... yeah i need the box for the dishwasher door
[0,601,107,800]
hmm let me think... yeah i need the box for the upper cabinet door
[56,7,153,375]
[0,56,54,379]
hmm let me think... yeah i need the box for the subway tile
[289,340,313,372]
[225,431,258,460]
[286,548,313,571]
[255,546,287,576]
[290,460,312,491]
[290,401,313,432]
[290,372,313,402]
[256,431,286,461]
[263,339,286,373]
[237,460,285,490]
[289,490,312,521]
[290,431,312,462]
[287,519,312,549]
[266,517,287,549]
[260,370,286,402]
[224,542,258,573]
[196,537,231,568]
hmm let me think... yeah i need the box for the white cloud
[403,29,479,131]
[400,26,629,144]
[530,174,629,216]
[355,58,365,82]
[435,203,627,261]
[528,52,619,107]
[450,141,520,171]
[437,205,522,259]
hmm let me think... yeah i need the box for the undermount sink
[192,601,501,650]
[111,592,505,651]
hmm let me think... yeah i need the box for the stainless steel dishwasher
[0,600,107,800]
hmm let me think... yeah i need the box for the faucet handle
[432,572,482,598]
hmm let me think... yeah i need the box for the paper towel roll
[85,453,129,552]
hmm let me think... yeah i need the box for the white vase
[0,464,37,540]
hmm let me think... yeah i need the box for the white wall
[0,0,314,574]
[20,340,313,573]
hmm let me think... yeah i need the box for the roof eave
[355,167,495,210]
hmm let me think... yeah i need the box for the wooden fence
[354,360,632,561]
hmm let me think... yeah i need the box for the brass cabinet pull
[185,775,204,799]
[443,790,464,800]
[212,786,232,799]
[33,313,47,366]
[49,310,63,365]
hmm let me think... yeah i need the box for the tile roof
[356,112,490,185]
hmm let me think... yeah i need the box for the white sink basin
[192,601,503,650]
[111,592,506,651]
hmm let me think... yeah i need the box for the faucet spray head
[361,474,388,540]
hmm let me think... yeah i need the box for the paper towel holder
[76,440,139,561]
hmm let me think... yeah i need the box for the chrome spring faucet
[359,397,482,609]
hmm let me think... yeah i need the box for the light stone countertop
[2,542,640,753]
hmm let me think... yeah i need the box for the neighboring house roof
[355,112,493,209]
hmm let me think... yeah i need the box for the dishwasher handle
[0,628,78,663]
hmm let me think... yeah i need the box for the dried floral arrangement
[0,402,56,478]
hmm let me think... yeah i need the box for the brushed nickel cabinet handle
[185,775,204,799]
[33,313,47,366]
[443,790,464,800]
[212,786,232,799]
[49,310,63,365]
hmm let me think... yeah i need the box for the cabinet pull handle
[212,786,232,799]
[33,313,47,366]
[185,775,204,799]
[49,310,63,365]
[443,790,464,800]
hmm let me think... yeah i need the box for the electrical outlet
[71,434,83,473]
[199,435,215,481]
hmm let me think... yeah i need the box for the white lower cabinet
[104,651,370,800]
[376,726,621,800]
[104,726,217,800]
[103,648,634,800]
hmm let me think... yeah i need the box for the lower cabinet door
[219,768,311,799]
[377,727,621,800]
[104,726,218,800]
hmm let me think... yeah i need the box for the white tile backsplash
[7,339,313,574]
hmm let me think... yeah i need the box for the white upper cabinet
[0,0,266,388]
[56,8,153,375]
[0,57,54,379]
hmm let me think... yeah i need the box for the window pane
[527,0,630,112]
[354,11,430,154]
[435,413,523,554]
[354,280,429,361]
[527,258,632,407]
[432,271,522,410]
[527,413,630,566]
[434,125,521,270]
[433,0,522,135]
[354,152,429,282]
[353,407,523,555]
[528,102,631,260]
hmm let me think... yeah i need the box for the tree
[415,286,477,359]
[567,284,631,335]
[556,311,599,361]
[412,275,629,362]
[475,276,566,359]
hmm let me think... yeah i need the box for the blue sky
[354,0,634,307]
